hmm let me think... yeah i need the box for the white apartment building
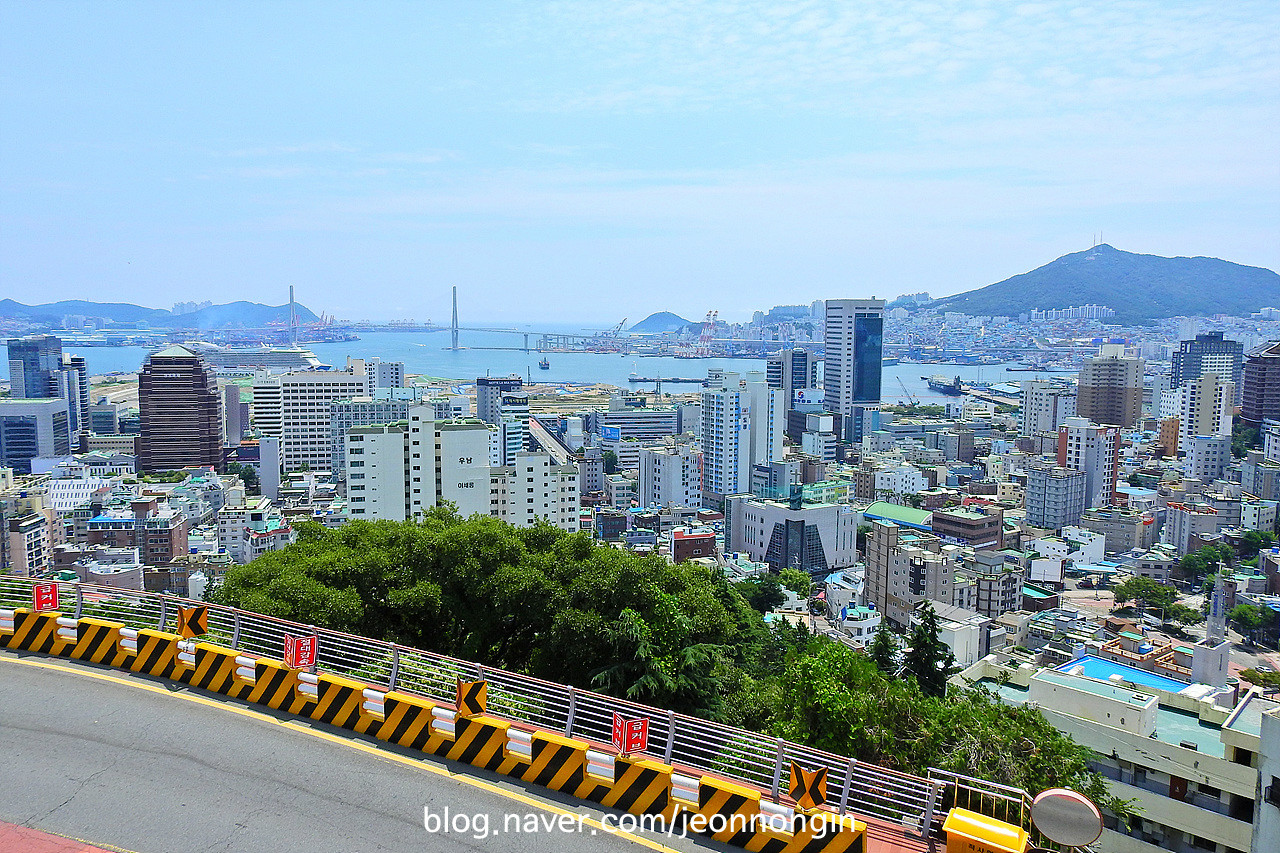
[638,443,702,509]
[216,492,295,564]
[1161,373,1234,453]
[1058,417,1120,510]
[1019,381,1077,437]
[492,451,579,530]
[252,360,372,472]
[1187,434,1232,482]
[701,375,752,507]
[346,422,411,521]
[865,521,961,629]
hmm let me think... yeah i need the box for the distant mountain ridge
[629,311,694,333]
[0,298,319,328]
[932,244,1280,322]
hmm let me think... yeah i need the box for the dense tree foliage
[902,602,956,698]
[1112,576,1177,619]
[213,509,1121,810]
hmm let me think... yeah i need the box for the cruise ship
[180,341,328,370]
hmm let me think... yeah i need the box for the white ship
[180,341,328,370]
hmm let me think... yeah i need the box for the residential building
[216,492,295,564]
[638,443,702,509]
[1164,501,1225,555]
[1162,372,1234,453]
[86,498,188,566]
[0,398,71,474]
[604,473,637,510]
[137,345,224,473]
[1187,434,1231,482]
[492,452,579,530]
[251,361,371,472]
[701,373,752,507]
[670,526,717,563]
[1242,450,1280,501]
[932,505,1003,549]
[1058,417,1120,509]
[865,521,957,628]
[345,422,409,520]
[1076,346,1144,428]
[329,397,413,479]
[823,298,885,442]
[1079,506,1156,553]
[1172,331,1244,405]
[1242,340,1280,428]
[958,551,1023,619]
[1019,381,1077,437]
[595,402,680,441]
[1025,461,1087,529]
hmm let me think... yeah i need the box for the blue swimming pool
[1056,655,1189,694]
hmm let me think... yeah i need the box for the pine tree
[867,628,898,676]
[903,602,956,698]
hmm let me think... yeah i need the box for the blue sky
[2,1,1276,325]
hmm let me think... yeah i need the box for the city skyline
[2,2,1277,324]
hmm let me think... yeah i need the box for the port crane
[898,378,918,406]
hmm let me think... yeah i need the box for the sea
[3,326,1063,404]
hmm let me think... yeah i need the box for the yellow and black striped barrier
[3,620,873,853]
[3,609,71,656]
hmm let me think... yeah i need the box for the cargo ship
[926,375,964,395]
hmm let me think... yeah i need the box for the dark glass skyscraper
[823,298,885,442]
[6,334,63,399]
[138,345,224,473]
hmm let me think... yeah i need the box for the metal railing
[1,575,1012,831]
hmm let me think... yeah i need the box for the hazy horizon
[3,2,1276,325]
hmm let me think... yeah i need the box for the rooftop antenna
[451,286,459,351]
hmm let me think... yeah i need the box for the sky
[1,1,1277,326]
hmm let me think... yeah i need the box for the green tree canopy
[778,568,812,598]
[902,602,956,698]
[1112,576,1177,619]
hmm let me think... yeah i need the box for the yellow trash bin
[942,807,1030,853]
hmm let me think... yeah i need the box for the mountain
[931,245,1280,322]
[629,311,694,334]
[0,299,319,329]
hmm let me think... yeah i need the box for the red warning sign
[612,712,649,755]
[283,634,317,669]
[32,583,59,612]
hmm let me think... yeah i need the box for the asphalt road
[0,652,732,853]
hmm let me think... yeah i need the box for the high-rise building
[1171,332,1243,405]
[638,443,703,509]
[6,334,63,399]
[1019,381,1077,437]
[1161,372,1234,453]
[0,398,71,474]
[1242,340,1280,427]
[329,397,413,478]
[137,345,223,473]
[251,360,371,472]
[766,348,818,399]
[1057,417,1120,509]
[223,384,242,446]
[1024,461,1087,529]
[59,353,89,437]
[699,371,783,508]
[823,298,884,442]
[475,375,523,425]
[1076,346,1144,428]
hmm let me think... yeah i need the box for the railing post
[157,596,168,631]
[564,688,576,737]
[74,584,83,620]
[230,611,241,650]
[838,758,854,815]
[388,644,400,692]
[769,738,785,803]
[920,777,945,838]
[662,710,676,764]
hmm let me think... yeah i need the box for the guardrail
[0,575,1027,835]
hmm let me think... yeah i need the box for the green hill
[0,299,318,328]
[629,311,694,333]
[932,245,1279,322]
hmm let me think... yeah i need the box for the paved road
[0,652,733,853]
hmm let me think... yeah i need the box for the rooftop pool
[1055,654,1189,694]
